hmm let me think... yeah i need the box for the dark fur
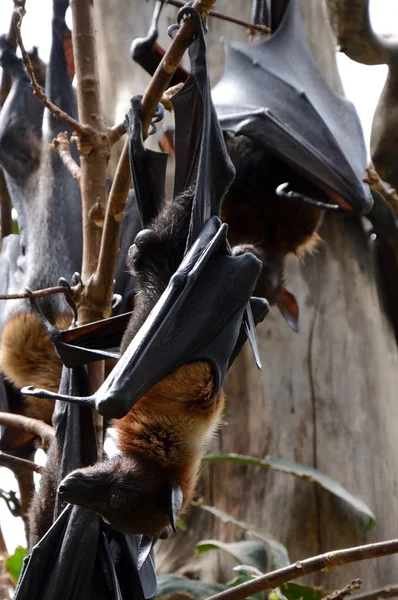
[221,133,324,303]
[57,191,225,536]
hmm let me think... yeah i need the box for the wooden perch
[0,413,54,449]
[206,538,398,600]
[0,451,43,474]
[51,133,81,183]
[159,0,270,35]
[324,0,394,65]
[0,284,74,301]
[350,585,398,600]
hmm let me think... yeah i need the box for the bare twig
[160,0,270,35]
[0,284,74,301]
[94,0,218,317]
[13,4,92,137]
[51,133,81,183]
[350,585,398,600]
[365,164,398,216]
[0,413,54,449]
[322,579,362,600]
[205,539,398,600]
[160,82,185,111]
[0,451,43,474]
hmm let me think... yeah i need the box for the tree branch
[51,133,81,183]
[0,413,54,449]
[322,579,362,600]
[350,586,398,600]
[160,0,270,35]
[0,284,74,301]
[0,451,43,474]
[205,539,398,600]
[324,0,395,65]
[365,164,398,216]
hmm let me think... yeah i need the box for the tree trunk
[94,0,398,589]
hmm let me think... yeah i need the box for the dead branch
[13,3,92,138]
[0,284,74,301]
[322,580,362,600]
[350,586,398,600]
[51,133,81,183]
[160,0,270,35]
[324,0,395,65]
[0,413,54,449]
[94,0,218,320]
[0,451,43,474]
[205,539,398,600]
[365,164,398,216]
[160,82,185,111]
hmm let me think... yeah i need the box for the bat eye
[109,493,123,509]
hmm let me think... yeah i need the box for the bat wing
[15,367,156,599]
[23,7,268,418]
[211,0,372,214]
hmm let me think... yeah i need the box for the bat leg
[127,229,159,274]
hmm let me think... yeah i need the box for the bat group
[0,0,373,547]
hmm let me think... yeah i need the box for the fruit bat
[23,5,268,536]
[0,0,81,451]
[130,0,373,331]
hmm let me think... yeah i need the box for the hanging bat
[131,0,373,331]
[24,7,268,536]
[0,0,81,447]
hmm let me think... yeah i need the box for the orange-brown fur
[115,361,225,509]
[0,312,71,423]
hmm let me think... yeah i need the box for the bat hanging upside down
[57,190,226,536]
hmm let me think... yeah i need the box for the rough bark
[94,0,398,589]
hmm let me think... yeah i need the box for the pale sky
[0,0,396,554]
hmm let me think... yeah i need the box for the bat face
[58,455,183,535]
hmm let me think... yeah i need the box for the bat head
[58,454,183,536]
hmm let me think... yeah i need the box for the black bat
[0,0,81,452]
[212,0,372,327]
[131,0,373,331]
[23,5,268,538]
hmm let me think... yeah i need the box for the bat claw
[276,182,340,211]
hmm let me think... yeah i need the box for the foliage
[203,454,376,530]
[6,545,26,584]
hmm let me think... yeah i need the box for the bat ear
[277,287,299,333]
[167,484,183,533]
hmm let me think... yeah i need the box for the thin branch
[51,133,81,183]
[0,284,74,301]
[350,586,398,600]
[205,539,398,600]
[0,413,54,449]
[322,580,362,600]
[13,4,92,137]
[365,164,398,217]
[0,451,43,474]
[160,82,185,111]
[160,0,270,35]
[94,0,218,313]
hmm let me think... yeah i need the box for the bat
[24,5,268,536]
[0,0,81,451]
[211,0,373,328]
[131,0,373,331]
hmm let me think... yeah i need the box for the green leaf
[195,540,268,572]
[203,454,376,531]
[6,546,27,584]
[156,574,226,599]
[193,503,290,570]
[232,564,264,577]
[175,519,188,532]
[279,582,325,600]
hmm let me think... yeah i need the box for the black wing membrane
[15,368,155,600]
[211,0,372,214]
[23,6,268,419]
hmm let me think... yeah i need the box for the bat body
[0,1,81,442]
[222,133,323,307]
[59,191,225,535]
